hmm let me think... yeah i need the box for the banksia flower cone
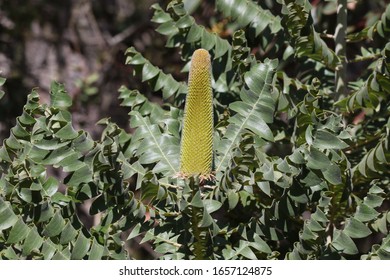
[180,49,213,176]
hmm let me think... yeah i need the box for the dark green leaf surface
[215,59,277,173]
[0,200,18,231]
[6,218,30,244]
[332,230,358,255]
[22,226,43,256]
[50,81,72,109]
[1,0,389,261]
[71,232,90,260]
[216,0,282,35]
[313,130,348,150]
[344,218,372,239]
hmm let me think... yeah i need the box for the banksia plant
[2,0,390,261]
[179,49,213,177]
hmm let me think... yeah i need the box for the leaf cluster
[1,0,390,260]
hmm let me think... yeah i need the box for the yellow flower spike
[180,49,213,176]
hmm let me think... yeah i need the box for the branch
[334,0,348,101]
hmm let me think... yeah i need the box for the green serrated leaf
[364,193,384,208]
[90,194,108,215]
[52,247,71,260]
[215,59,277,172]
[313,130,348,150]
[306,147,330,170]
[60,222,78,244]
[42,177,59,197]
[332,230,358,255]
[22,226,43,256]
[127,224,142,240]
[43,211,66,237]
[344,218,372,239]
[376,235,390,260]
[88,239,105,260]
[190,190,203,208]
[0,76,6,86]
[252,235,272,254]
[41,238,58,260]
[0,200,18,230]
[71,232,90,260]
[142,63,160,82]
[311,208,328,223]
[322,164,342,185]
[35,202,55,223]
[64,165,92,187]
[236,241,257,260]
[200,207,214,227]
[216,0,281,36]
[257,181,271,197]
[354,204,379,222]
[306,219,325,232]
[227,190,239,210]
[6,218,30,244]
[32,138,71,150]
[1,246,19,260]
[130,111,179,176]
[204,199,222,214]
[54,123,78,140]
[50,81,72,109]
[301,225,317,240]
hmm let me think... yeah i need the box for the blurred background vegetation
[1,0,171,140]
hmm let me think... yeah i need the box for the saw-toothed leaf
[215,59,278,173]
[216,0,282,35]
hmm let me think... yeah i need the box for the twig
[188,176,209,260]
[348,53,382,64]
[334,0,348,101]
[108,26,137,47]
[344,134,383,155]
[320,33,335,40]
[159,181,183,190]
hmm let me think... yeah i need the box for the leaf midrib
[215,65,273,173]
[139,116,178,174]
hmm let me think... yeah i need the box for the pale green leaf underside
[215,59,278,173]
